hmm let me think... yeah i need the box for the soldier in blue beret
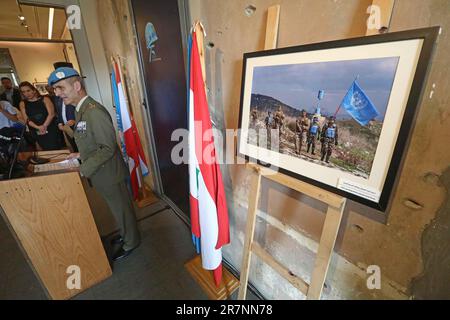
[49,67,140,261]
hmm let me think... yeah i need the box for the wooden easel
[237,164,347,300]
[366,0,395,36]
[238,1,395,300]
[237,4,348,300]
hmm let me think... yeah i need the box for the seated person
[0,100,20,129]
[1,77,21,109]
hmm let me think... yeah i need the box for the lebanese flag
[188,31,230,287]
[112,59,149,200]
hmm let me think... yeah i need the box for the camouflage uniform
[295,112,310,154]
[265,111,275,150]
[251,109,258,125]
[307,117,320,155]
[274,107,285,138]
[320,118,338,163]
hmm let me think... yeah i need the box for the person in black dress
[18,81,61,151]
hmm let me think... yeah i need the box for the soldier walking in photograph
[265,110,275,150]
[295,109,310,155]
[320,116,338,163]
[274,105,285,139]
[250,108,258,129]
[307,116,321,155]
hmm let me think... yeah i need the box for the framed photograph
[237,27,439,212]
[33,82,49,95]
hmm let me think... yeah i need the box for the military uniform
[274,108,285,137]
[295,115,310,154]
[307,119,320,155]
[265,112,276,150]
[320,122,338,163]
[251,109,258,125]
[74,96,140,251]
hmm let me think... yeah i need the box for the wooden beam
[366,0,395,36]
[264,5,281,50]
[307,200,346,299]
[237,170,262,300]
[252,242,309,295]
[247,163,345,208]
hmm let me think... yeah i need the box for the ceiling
[0,0,71,41]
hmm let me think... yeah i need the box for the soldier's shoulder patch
[87,103,97,110]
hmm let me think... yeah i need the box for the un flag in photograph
[340,80,380,126]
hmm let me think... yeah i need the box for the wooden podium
[0,150,112,300]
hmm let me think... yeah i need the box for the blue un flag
[340,80,380,126]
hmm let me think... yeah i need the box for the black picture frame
[237,27,439,213]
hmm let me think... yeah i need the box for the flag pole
[115,55,156,208]
[194,21,207,95]
[111,56,129,164]
[185,20,237,298]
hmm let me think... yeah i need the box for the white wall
[63,43,80,73]
[0,41,66,83]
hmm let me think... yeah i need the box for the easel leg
[307,200,346,299]
[238,170,262,300]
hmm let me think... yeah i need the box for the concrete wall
[189,0,450,299]
[94,0,158,191]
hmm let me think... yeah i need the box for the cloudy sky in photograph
[251,56,400,120]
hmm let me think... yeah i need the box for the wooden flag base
[136,184,159,208]
[185,255,239,300]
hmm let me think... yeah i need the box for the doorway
[130,0,190,218]
[0,3,81,98]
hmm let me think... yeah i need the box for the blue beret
[48,67,81,86]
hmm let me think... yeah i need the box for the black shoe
[112,246,136,262]
[110,235,124,246]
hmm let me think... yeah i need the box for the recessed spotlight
[18,15,25,21]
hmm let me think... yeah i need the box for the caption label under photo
[337,179,381,202]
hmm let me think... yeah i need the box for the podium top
[12,150,80,179]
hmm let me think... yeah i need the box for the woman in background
[19,81,61,151]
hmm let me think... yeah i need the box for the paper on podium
[33,158,80,173]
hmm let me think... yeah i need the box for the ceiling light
[18,15,25,21]
[11,73,19,87]
[48,8,54,40]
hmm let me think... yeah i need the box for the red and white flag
[112,59,149,200]
[188,31,230,286]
